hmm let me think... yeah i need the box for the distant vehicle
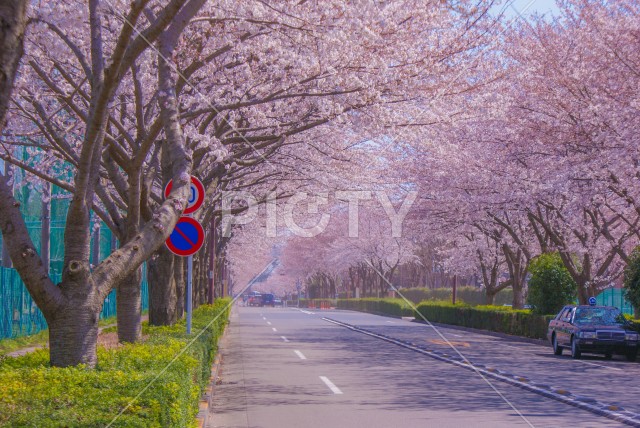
[247,292,262,307]
[261,293,275,307]
[274,298,283,306]
[548,304,638,361]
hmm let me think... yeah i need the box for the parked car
[274,298,283,306]
[548,304,639,361]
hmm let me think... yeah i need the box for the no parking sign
[164,175,205,256]
[165,216,204,256]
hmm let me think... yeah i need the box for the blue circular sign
[588,296,597,306]
[166,216,204,256]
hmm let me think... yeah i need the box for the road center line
[294,350,307,360]
[267,321,271,325]
[386,321,395,323]
[281,336,289,342]
[272,327,277,332]
[319,376,343,394]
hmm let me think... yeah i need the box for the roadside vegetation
[0,300,229,427]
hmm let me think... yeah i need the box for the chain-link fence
[596,287,634,316]
[0,166,149,339]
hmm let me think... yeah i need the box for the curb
[195,325,227,428]
[323,317,640,427]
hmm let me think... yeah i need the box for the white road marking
[272,327,277,332]
[386,321,395,323]
[320,376,343,394]
[281,336,289,342]
[575,360,623,371]
[267,321,272,325]
[262,317,266,320]
[294,350,307,360]
[451,334,463,338]
[299,309,316,315]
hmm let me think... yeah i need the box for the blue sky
[497,0,560,19]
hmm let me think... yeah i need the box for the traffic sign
[164,176,205,215]
[166,216,205,256]
[588,296,597,306]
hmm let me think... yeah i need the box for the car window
[574,307,624,326]
[561,308,573,322]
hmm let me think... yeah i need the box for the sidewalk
[206,306,249,428]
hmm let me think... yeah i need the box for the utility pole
[208,219,215,304]
[452,274,458,305]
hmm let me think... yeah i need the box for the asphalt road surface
[209,306,637,428]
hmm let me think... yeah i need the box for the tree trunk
[116,267,142,342]
[48,296,100,367]
[576,280,589,305]
[512,285,525,309]
[485,291,496,305]
[148,246,177,326]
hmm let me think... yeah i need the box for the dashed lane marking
[320,376,343,395]
[294,350,307,360]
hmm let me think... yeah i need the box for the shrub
[397,287,513,306]
[336,298,414,317]
[527,253,577,315]
[0,299,230,427]
[415,301,553,340]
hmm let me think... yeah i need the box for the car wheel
[626,349,637,362]
[552,334,563,356]
[571,336,581,359]
[604,352,613,360]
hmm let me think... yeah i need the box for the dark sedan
[548,305,638,361]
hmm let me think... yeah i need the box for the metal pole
[187,254,193,334]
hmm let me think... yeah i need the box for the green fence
[596,287,633,316]
[0,267,149,340]
[0,162,150,339]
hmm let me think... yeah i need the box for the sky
[497,0,560,19]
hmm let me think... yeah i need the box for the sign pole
[187,254,193,334]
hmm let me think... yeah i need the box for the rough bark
[0,0,28,129]
[116,267,142,342]
[148,246,177,326]
[49,294,101,367]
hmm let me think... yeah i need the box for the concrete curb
[323,317,640,427]
[195,325,228,428]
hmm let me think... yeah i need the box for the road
[209,306,639,428]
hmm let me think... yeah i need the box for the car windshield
[573,307,624,326]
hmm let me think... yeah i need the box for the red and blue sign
[164,176,205,215]
[165,216,205,256]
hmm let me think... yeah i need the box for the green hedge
[336,298,414,317]
[0,299,230,427]
[415,301,553,340]
[397,287,513,306]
